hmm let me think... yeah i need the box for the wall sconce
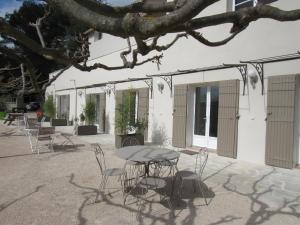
[157,81,164,93]
[78,90,83,96]
[247,68,258,89]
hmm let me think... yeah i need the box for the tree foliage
[84,99,96,125]
[0,0,87,96]
[43,95,56,118]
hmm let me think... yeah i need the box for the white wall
[46,0,300,165]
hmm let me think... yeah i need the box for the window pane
[235,1,253,10]
[194,87,207,136]
[209,86,219,138]
[129,92,136,125]
[235,0,250,4]
[95,95,100,124]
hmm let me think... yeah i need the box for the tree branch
[29,7,50,48]
[172,5,300,33]
[187,29,241,47]
[42,65,71,90]
[73,0,176,17]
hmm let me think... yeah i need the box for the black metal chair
[91,143,126,198]
[135,159,173,216]
[175,147,209,205]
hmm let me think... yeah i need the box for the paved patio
[0,124,300,225]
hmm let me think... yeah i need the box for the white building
[46,0,300,169]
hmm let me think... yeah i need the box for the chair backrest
[91,143,106,176]
[195,148,208,178]
[38,127,55,135]
[24,115,39,129]
[121,136,140,147]
[72,124,79,135]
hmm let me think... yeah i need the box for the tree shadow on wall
[151,122,170,146]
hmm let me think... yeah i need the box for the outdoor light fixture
[78,90,83,96]
[247,68,258,89]
[157,81,164,93]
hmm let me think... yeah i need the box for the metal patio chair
[157,137,179,177]
[91,143,126,198]
[175,147,209,205]
[121,136,144,192]
[27,126,56,154]
[58,124,78,148]
[135,159,173,216]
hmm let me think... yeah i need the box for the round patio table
[115,145,180,163]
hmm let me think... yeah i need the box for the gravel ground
[0,123,300,225]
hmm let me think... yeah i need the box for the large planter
[115,133,144,149]
[50,118,68,126]
[77,125,97,135]
[38,116,50,122]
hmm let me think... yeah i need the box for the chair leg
[192,180,197,193]
[35,139,39,154]
[197,180,208,206]
[99,175,107,192]
[178,177,184,200]
[50,139,54,152]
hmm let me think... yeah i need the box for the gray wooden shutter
[172,84,188,148]
[138,88,149,141]
[115,90,123,134]
[227,0,233,11]
[217,80,240,158]
[99,93,106,133]
[265,75,296,169]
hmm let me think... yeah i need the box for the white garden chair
[27,126,56,154]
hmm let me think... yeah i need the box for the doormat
[180,150,198,155]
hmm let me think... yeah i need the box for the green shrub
[84,100,96,125]
[0,112,7,120]
[43,96,56,118]
[115,88,147,135]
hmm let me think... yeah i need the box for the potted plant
[115,89,147,148]
[43,96,68,126]
[77,100,97,135]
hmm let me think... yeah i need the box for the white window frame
[232,0,257,11]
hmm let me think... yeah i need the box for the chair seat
[103,168,125,176]
[139,177,167,189]
[37,136,52,141]
[126,160,143,166]
[159,160,177,167]
[176,170,199,180]
[60,132,72,137]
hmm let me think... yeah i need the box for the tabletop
[8,113,24,116]
[115,145,180,163]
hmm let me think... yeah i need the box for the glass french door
[193,86,219,149]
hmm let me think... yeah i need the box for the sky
[0,0,23,16]
[0,0,133,17]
